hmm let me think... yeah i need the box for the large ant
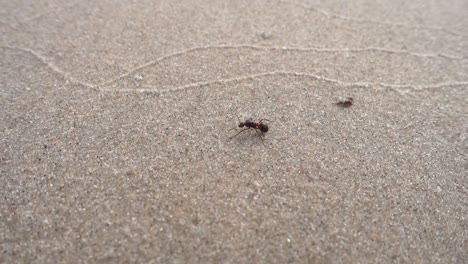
[229,118,270,141]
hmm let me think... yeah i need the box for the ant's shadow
[227,128,273,149]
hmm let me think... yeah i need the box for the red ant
[229,118,270,141]
[336,96,354,108]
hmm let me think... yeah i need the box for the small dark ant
[336,97,354,108]
[229,118,270,141]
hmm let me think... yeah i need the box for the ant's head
[238,122,245,128]
[259,122,268,132]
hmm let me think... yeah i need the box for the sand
[1,0,467,263]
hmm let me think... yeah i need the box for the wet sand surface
[1,0,467,263]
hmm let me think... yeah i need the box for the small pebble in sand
[260,31,273,40]
[134,74,143,82]
[336,97,354,108]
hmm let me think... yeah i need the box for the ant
[336,96,354,108]
[229,118,270,141]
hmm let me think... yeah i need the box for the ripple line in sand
[101,44,464,87]
[279,0,468,38]
[3,44,465,94]
[98,71,468,95]
[0,45,96,89]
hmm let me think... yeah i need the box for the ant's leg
[254,130,267,146]
[254,129,265,140]
[230,113,243,131]
[228,128,249,140]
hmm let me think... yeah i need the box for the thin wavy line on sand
[101,44,465,86]
[2,45,466,94]
[278,0,468,38]
[98,71,468,95]
[0,45,96,89]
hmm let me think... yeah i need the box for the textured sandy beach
[1,0,467,263]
